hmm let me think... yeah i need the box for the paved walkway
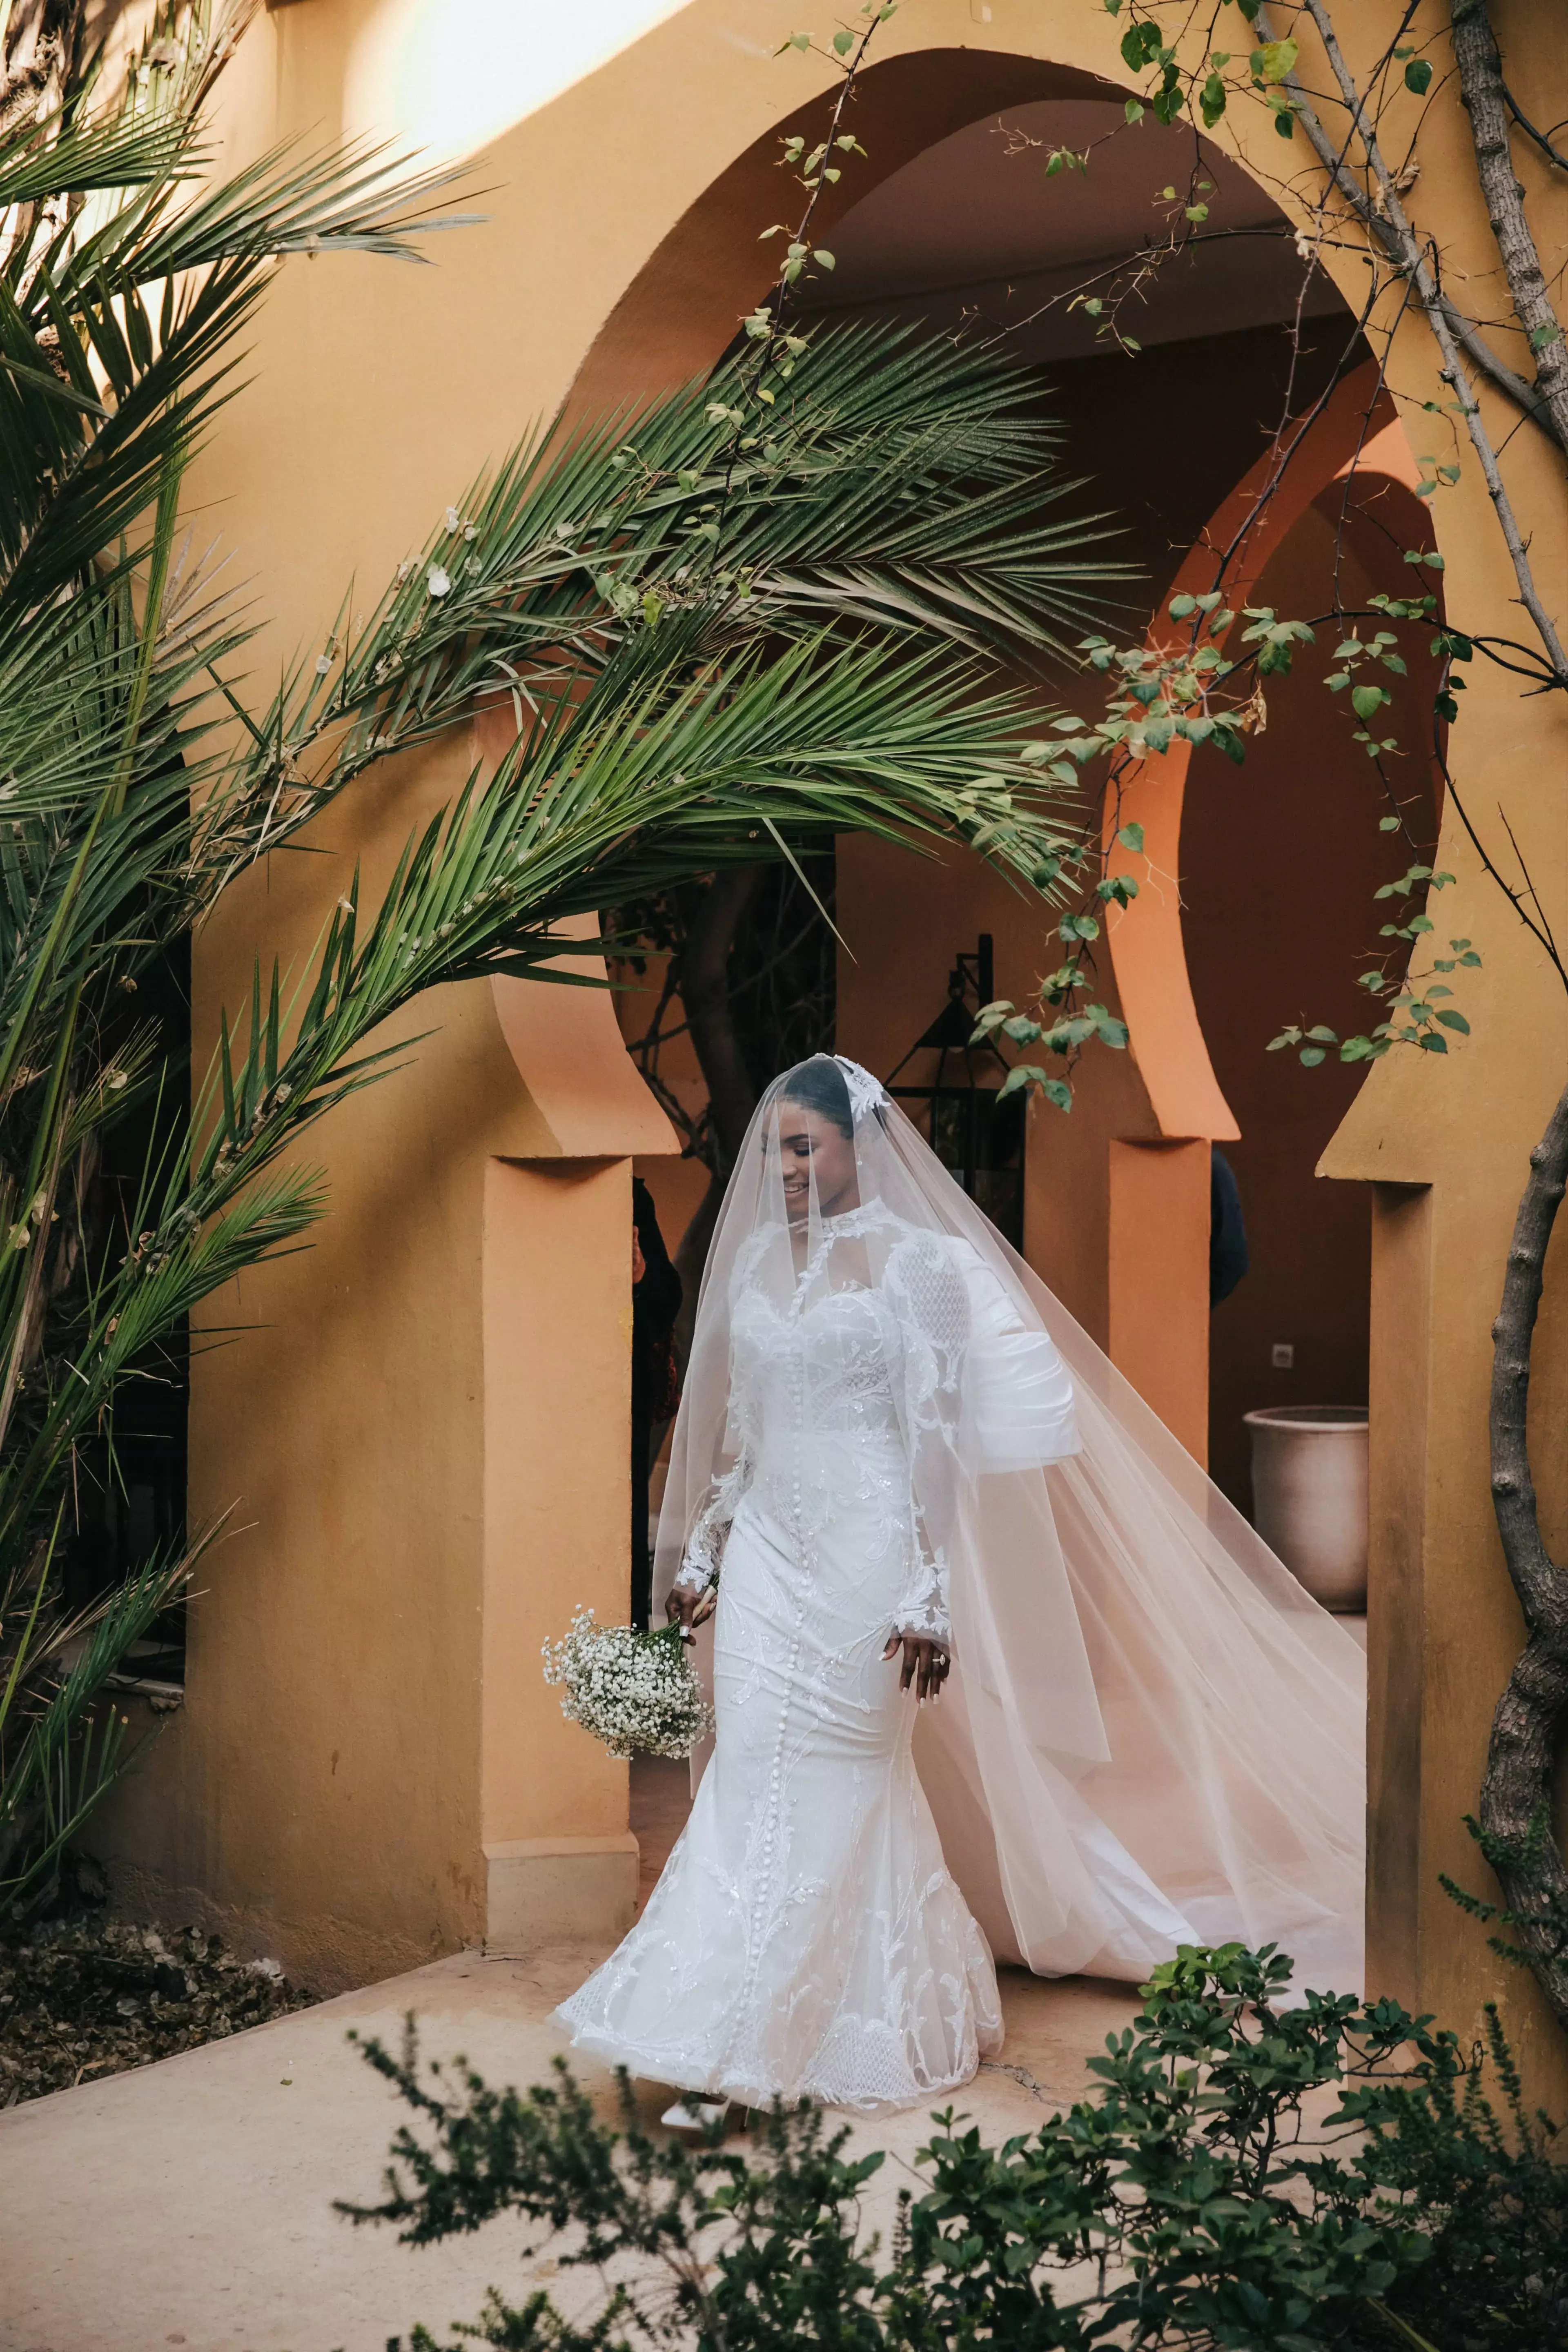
[0,1942,1137,2352]
[2,1762,1145,2350]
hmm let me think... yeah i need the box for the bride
[554,1054,1365,2117]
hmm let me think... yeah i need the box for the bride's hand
[666,1584,717,1642]
[883,1632,950,1701]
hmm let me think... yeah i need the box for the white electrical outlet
[1271,1342,1295,1370]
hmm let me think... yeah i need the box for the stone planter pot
[1243,1405,1369,1613]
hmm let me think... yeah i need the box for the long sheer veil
[652,1055,1365,1995]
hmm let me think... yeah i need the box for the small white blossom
[542,1608,714,1761]
[427,565,452,597]
[445,505,461,534]
[315,654,333,676]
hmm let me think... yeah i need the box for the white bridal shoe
[660,2098,731,2133]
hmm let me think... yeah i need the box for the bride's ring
[933,1652,949,1669]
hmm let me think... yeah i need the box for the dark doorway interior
[63,933,191,1686]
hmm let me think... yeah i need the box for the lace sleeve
[673,1447,752,1594]
[891,1540,951,1646]
[883,1230,969,1651]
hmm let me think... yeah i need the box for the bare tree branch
[1501,79,1568,176]
[1268,1,1559,441]
[1260,2,1568,684]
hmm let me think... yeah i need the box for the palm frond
[0,108,193,213]
[124,137,482,279]
[0,1527,208,1913]
[0,10,477,610]
[0,7,1130,1902]
[183,321,1130,898]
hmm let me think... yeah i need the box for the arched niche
[568,49,1125,410]
[563,33,1406,1478]
[566,42,1382,1158]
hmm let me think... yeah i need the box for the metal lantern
[884,933,1025,1248]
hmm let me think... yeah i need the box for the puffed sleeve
[955,1242,1081,1471]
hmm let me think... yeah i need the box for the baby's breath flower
[542,1607,713,1760]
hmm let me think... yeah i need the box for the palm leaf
[194,320,1129,892]
[0,109,192,213]
[0,1528,210,1913]
[0,7,1129,1901]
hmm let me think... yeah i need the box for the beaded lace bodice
[674,1210,962,1643]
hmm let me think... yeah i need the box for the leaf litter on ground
[0,1915,315,2106]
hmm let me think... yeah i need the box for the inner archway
[577,47,1368,1352]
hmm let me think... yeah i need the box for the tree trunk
[1,1,80,134]
[1441,0,1568,2027]
[1481,1077,1568,2025]
[670,867,762,1361]
[1450,0,1568,459]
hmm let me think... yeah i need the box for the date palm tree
[0,0,1125,1912]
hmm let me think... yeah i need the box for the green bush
[339,1945,1566,2352]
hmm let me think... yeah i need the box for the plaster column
[1363,1182,1434,2007]
[480,1156,641,1957]
[1107,1138,1212,1466]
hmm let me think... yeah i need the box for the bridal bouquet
[541,1608,715,1760]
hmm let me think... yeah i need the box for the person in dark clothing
[1209,1147,1250,1307]
[631,1176,682,1628]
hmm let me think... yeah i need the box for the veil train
[652,1056,1366,1996]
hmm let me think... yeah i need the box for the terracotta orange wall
[83,0,1568,2090]
[1183,490,1443,1505]
[482,1157,635,1850]
[96,725,667,1990]
[1107,1140,1212,1447]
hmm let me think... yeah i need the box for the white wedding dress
[554,1058,1365,2114]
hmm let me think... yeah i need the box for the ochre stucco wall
[91,0,1568,2096]
[97,719,666,1987]
[1185,491,1443,1508]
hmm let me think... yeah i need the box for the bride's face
[773,1100,860,1224]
